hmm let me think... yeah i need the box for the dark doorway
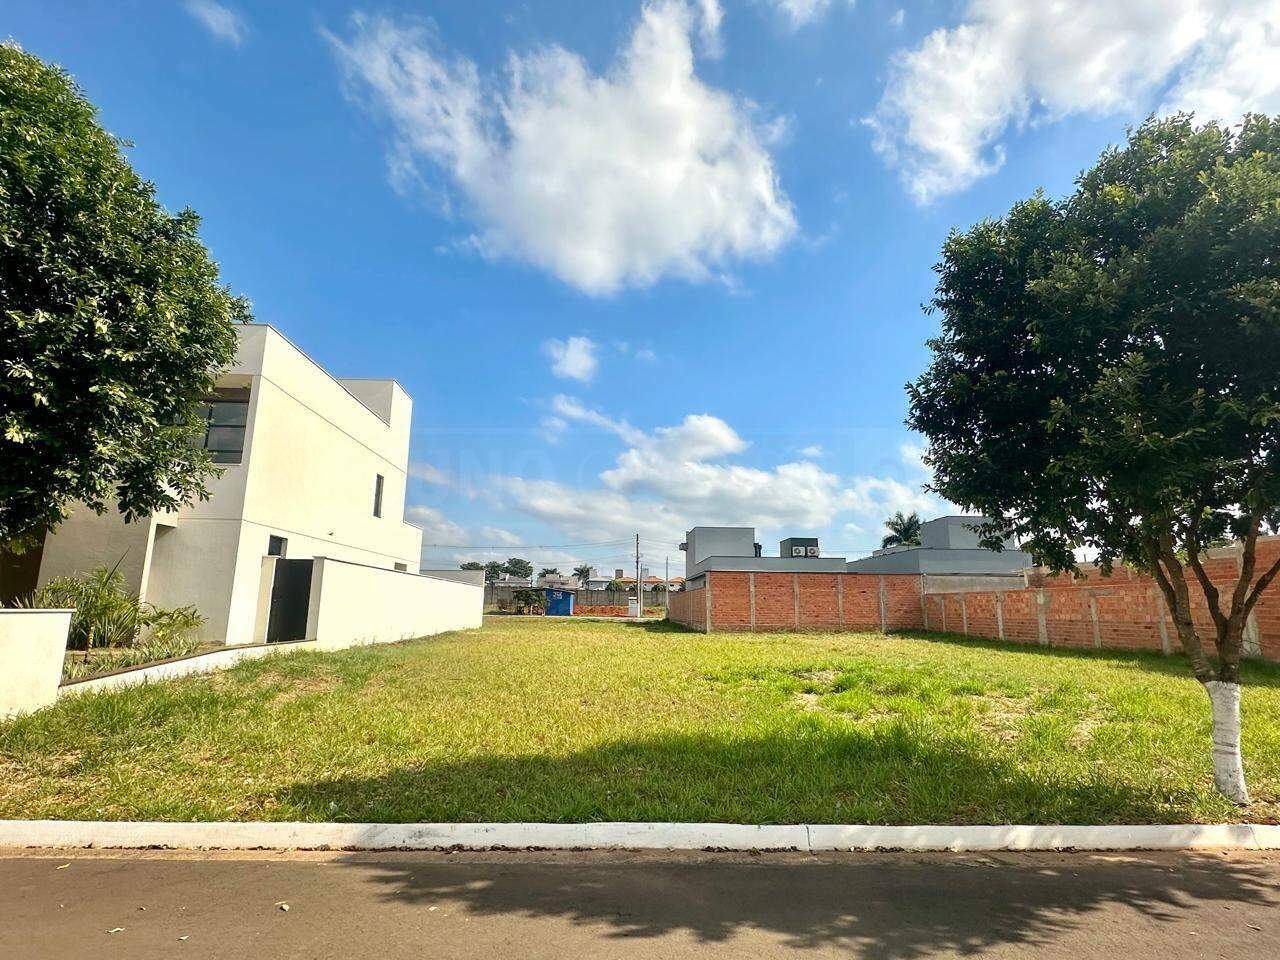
[266,559,313,644]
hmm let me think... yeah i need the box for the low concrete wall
[307,557,483,650]
[58,639,318,697]
[0,609,72,718]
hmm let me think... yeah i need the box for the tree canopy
[502,557,534,580]
[0,45,245,546]
[881,511,923,549]
[907,114,1280,802]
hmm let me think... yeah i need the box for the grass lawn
[3,618,1279,825]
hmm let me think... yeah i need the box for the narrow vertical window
[196,386,250,464]
[373,474,384,517]
[267,535,287,557]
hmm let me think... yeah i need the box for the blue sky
[10,1,1278,576]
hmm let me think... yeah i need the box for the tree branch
[1146,532,1215,682]
[1185,508,1227,639]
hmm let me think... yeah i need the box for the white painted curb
[0,820,1275,852]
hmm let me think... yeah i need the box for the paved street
[1,848,1277,959]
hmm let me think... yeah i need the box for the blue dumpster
[544,588,575,616]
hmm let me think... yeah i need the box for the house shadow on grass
[323,847,1274,959]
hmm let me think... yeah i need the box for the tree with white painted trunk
[907,115,1280,804]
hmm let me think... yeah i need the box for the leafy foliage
[502,557,534,580]
[459,561,484,572]
[0,44,245,545]
[908,114,1280,686]
[572,563,593,585]
[539,567,560,578]
[881,510,923,549]
[483,561,504,582]
[512,588,544,614]
[24,564,203,652]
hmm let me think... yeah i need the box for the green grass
[3,618,1279,824]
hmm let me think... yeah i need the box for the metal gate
[266,559,313,643]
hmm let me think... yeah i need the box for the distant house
[844,515,1032,577]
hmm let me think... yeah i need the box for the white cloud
[696,0,725,57]
[543,336,599,382]
[498,398,948,556]
[888,9,905,29]
[406,505,470,544]
[766,0,833,28]
[327,0,795,294]
[479,526,524,546]
[867,0,1280,202]
[800,444,824,458]
[184,0,246,45]
[409,462,449,485]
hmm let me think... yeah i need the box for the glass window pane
[205,426,245,450]
[209,402,248,427]
[210,449,241,464]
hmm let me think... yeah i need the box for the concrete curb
[1,820,1277,852]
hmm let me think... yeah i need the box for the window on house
[394,562,407,572]
[267,535,287,558]
[373,474,384,517]
[195,387,250,464]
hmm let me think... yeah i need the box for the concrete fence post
[1,609,72,719]
[704,575,713,633]
[748,572,757,631]
[1089,593,1102,649]
[878,576,888,633]
[995,593,1005,640]
[792,574,801,628]
[837,574,845,627]
[959,595,969,635]
[1036,589,1049,645]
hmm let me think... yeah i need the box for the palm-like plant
[539,567,560,579]
[572,564,593,586]
[881,511,924,549]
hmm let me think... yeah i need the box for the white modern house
[27,324,481,647]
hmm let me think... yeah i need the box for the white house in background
[32,324,445,646]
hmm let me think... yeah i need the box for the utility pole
[664,556,670,613]
[635,533,642,619]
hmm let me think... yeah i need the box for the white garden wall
[0,609,71,718]
[306,558,483,650]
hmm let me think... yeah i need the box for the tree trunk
[1203,680,1249,805]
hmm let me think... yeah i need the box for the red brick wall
[667,571,924,633]
[923,538,1280,662]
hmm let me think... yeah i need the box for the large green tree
[908,115,1280,804]
[0,45,244,546]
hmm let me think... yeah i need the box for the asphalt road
[2,848,1277,959]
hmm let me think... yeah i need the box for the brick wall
[923,538,1280,662]
[667,572,924,633]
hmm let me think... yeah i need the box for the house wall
[0,609,71,718]
[668,571,924,633]
[35,324,426,647]
[306,557,482,649]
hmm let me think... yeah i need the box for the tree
[607,578,630,593]
[503,557,533,581]
[459,561,484,572]
[907,114,1280,804]
[512,588,544,615]
[573,563,593,586]
[881,511,923,549]
[482,561,503,583]
[539,567,559,579]
[0,45,245,547]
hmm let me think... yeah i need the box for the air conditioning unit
[792,546,805,557]
[806,546,820,557]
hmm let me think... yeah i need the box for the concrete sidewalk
[2,848,1277,959]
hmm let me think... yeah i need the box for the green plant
[908,114,1280,803]
[20,565,204,672]
[0,44,245,548]
[61,633,201,681]
[512,588,544,615]
[881,511,923,549]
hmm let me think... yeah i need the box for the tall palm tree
[539,567,560,579]
[881,511,923,549]
[573,564,593,586]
